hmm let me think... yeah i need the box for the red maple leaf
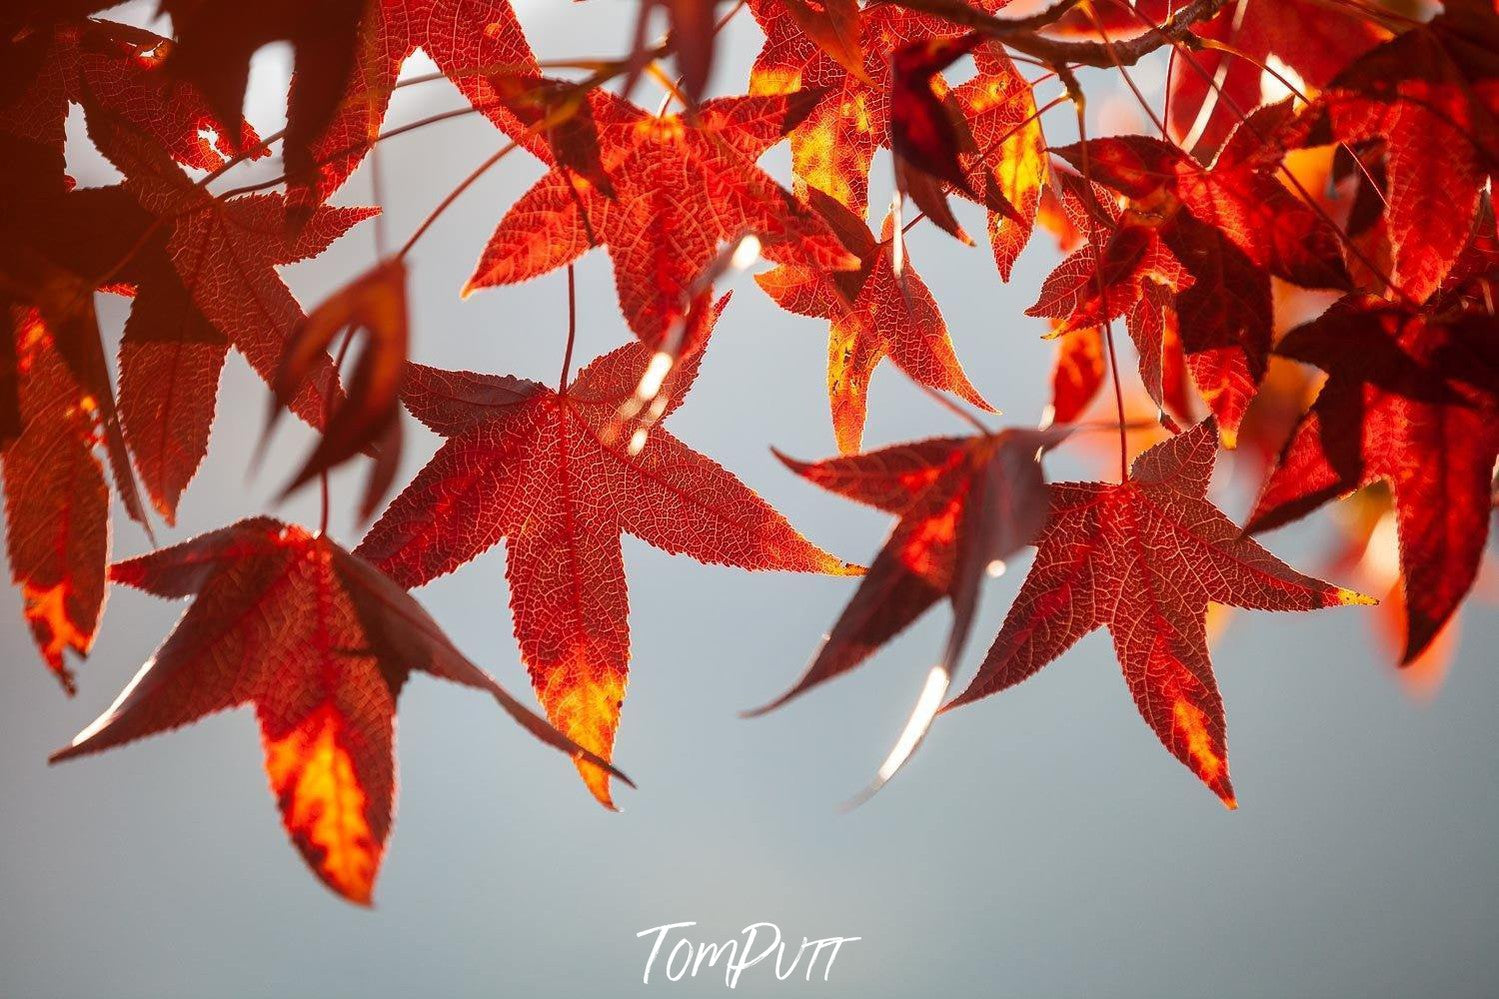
[747,0,959,214]
[747,1,1042,270]
[290,0,544,212]
[0,17,267,538]
[748,425,1067,798]
[1053,102,1351,290]
[641,0,866,111]
[1025,185,1201,431]
[1047,324,1105,425]
[50,516,623,905]
[1245,293,1499,663]
[0,157,144,517]
[1299,0,1499,303]
[155,0,366,182]
[756,188,991,453]
[1162,0,1385,156]
[0,139,153,691]
[1033,136,1280,443]
[946,419,1371,807]
[1046,0,1386,156]
[356,300,855,807]
[1,313,109,694]
[887,30,989,242]
[464,86,857,345]
[78,107,375,522]
[0,17,258,181]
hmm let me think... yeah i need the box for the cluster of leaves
[2,0,1495,905]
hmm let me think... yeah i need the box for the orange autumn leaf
[747,0,1000,207]
[51,516,624,905]
[749,0,963,214]
[6,0,1499,884]
[1032,145,1274,443]
[749,0,1042,269]
[464,85,857,345]
[950,41,1048,279]
[1046,325,1104,426]
[756,187,991,453]
[1052,103,1352,290]
[888,30,988,243]
[356,299,855,807]
[1,313,108,694]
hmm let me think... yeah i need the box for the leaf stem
[216,106,484,200]
[559,264,578,393]
[916,382,992,436]
[1080,3,1169,138]
[394,139,520,262]
[320,329,357,537]
[1061,65,1130,481]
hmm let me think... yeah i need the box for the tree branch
[882,0,1227,68]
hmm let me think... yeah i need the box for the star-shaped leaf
[464,87,858,344]
[949,41,1048,279]
[747,0,1005,213]
[947,419,1371,806]
[1053,102,1351,290]
[356,298,854,806]
[1030,154,1273,443]
[51,516,623,905]
[290,0,544,212]
[80,105,375,522]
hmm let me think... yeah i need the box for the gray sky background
[2,3,1495,997]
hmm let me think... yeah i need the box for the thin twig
[885,0,1232,68]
